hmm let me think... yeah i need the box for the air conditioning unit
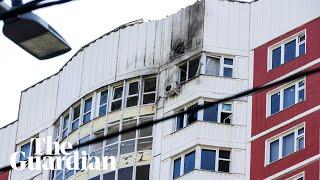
[165,81,180,96]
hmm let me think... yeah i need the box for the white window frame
[267,78,306,117]
[96,88,109,117]
[61,112,70,139]
[141,76,157,105]
[178,56,201,83]
[286,172,305,180]
[205,55,234,78]
[111,83,124,112]
[265,123,305,165]
[126,80,140,107]
[268,30,307,71]
[54,122,60,142]
[82,96,93,124]
[71,103,80,132]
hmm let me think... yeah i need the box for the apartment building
[0,0,319,180]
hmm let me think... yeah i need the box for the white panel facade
[250,0,320,49]
[0,121,17,168]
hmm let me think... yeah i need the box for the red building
[250,17,320,180]
[0,171,9,180]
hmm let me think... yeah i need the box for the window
[89,176,100,180]
[79,135,90,156]
[218,150,231,172]
[83,97,92,124]
[179,57,200,83]
[90,129,104,159]
[186,104,198,125]
[20,141,34,161]
[71,105,80,132]
[136,165,150,180]
[62,113,69,139]
[105,121,119,157]
[287,172,304,180]
[270,32,306,69]
[142,77,157,105]
[173,158,181,179]
[184,151,195,174]
[54,123,60,141]
[139,116,153,137]
[120,119,137,155]
[205,56,234,78]
[103,171,115,180]
[269,79,305,116]
[201,149,216,171]
[176,110,184,131]
[222,58,233,78]
[127,81,139,107]
[267,126,305,164]
[203,102,232,124]
[99,90,108,117]
[118,167,133,180]
[111,85,123,111]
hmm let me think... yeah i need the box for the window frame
[267,78,306,117]
[268,30,307,71]
[71,103,80,133]
[286,172,305,180]
[126,80,140,108]
[97,88,109,117]
[205,55,235,78]
[82,96,93,124]
[265,123,305,165]
[178,56,201,83]
[111,83,124,112]
[61,112,70,139]
[141,76,157,105]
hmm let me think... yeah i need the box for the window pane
[188,58,200,79]
[176,112,184,130]
[106,122,119,145]
[298,128,304,135]
[99,104,107,117]
[89,175,100,180]
[73,106,80,120]
[184,151,195,174]
[127,96,138,107]
[120,140,135,154]
[118,167,133,180]
[139,117,153,137]
[298,90,305,102]
[270,139,279,163]
[144,77,156,92]
[299,43,306,56]
[283,85,296,109]
[173,158,181,179]
[20,143,31,161]
[63,114,70,128]
[282,132,295,157]
[111,100,122,111]
[137,137,153,151]
[83,112,91,124]
[136,165,150,180]
[284,39,296,63]
[224,58,233,65]
[105,144,118,156]
[100,90,108,105]
[143,93,155,104]
[221,112,232,124]
[201,149,216,171]
[84,98,92,113]
[272,47,281,69]
[271,92,280,115]
[103,171,115,180]
[71,120,79,132]
[218,160,230,172]
[298,138,304,150]
[129,82,139,95]
[203,103,218,122]
[206,57,220,76]
[219,150,231,159]
[222,104,232,111]
[121,120,137,140]
[180,63,187,82]
[79,136,90,155]
[113,86,123,99]
[187,104,198,125]
[223,68,233,78]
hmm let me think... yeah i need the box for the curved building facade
[1,0,319,180]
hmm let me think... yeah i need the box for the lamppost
[0,0,71,60]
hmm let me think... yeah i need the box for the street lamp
[0,0,71,60]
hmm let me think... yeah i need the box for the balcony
[161,121,246,159]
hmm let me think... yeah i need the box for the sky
[0,0,251,128]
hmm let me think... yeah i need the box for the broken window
[206,57,220,76]
[127,81,139,107]
[111,85,123,111]
[187,104,198,125]
[142,77,156,104]
[203,101,232,124]
[179,58,200,83]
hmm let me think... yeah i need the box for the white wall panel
[0,122,17,167]
[203,0,250,54]
[250,0,320,49]
[177,170,245,180]
[17,75,59,143]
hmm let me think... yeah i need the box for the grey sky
[0,0,251,128]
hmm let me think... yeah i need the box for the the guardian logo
[10,137,116,171]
